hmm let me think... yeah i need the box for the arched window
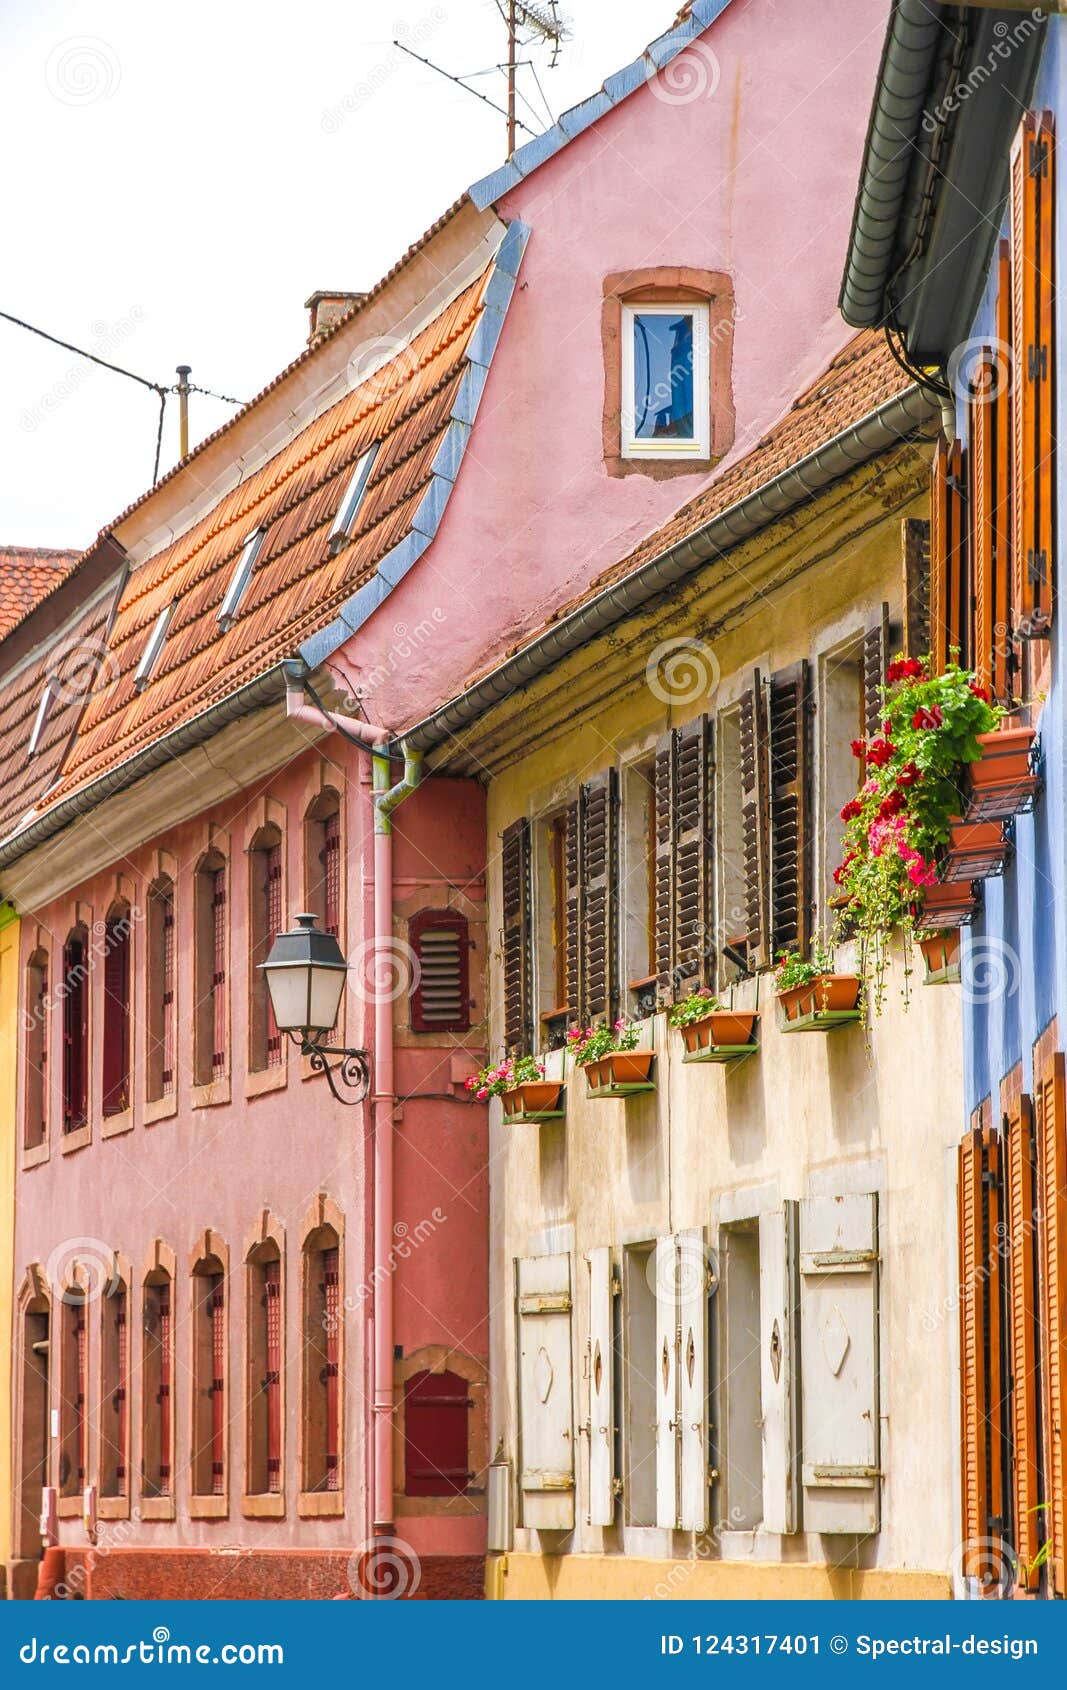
[61,924,89,1134]
[403,1368,472,1496]
[146,877,176,1103]
[194,851,227,1085]
[102,903,132,1117]
[24,947,49,1150]
[100,1273,129,1500]
[16,1276,50,1560]
[142,1264,174,1498]
[301,1225,341,1494]
[246,1240,284,1496]
[192,1250,227,1500]
[248,826,284,1071]
[409,910,471,1033]
[57,1278,88,1498]
[304,791,341,939]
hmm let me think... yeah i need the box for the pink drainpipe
[286,680,422,1542]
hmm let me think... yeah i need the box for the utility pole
[507,0,518,156]
[176,365,192,460]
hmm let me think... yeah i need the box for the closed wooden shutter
[516,1254,574,1530]
[958,1120,1006,1584]
[323,1248,340,1493]
[901,516,931,662]
[563,800,580,1017]
[1010,110,1055,638]
[930,436,969,672]
[759,1204,799,1535]
[1004,1089,1043,1588]
[652,734,674,999]
[410,911,470,1033]
[211,870,227,1080]
[403,1368,471,1496]
[769,662,813,959]
[677,1230,710,1532]
[102,915,131,1117]
[1035,1044,1067,1593]
[264,1259,282,1495]
[580,770,619,1024]
[158,1281,173,1494]
[210,1276,226,1496]
[971,364,996,699]
[586,1246,615,1527]
[671,718,713,999]
[654,1236,678,1529]
[994,243,1014,705]
[738,674,771,967]
[862,605,891,741]
[62,932,88,1133]
[501,818,533,1054]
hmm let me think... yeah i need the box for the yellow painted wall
[487,1554,950,1602]
[0,905,19,1588]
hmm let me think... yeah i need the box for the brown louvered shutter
[862,604,891,741]
[958,1118,1006,1584]
[930,437,969,672]
[901,516,931,662]
[564,800,581,1017]
[1035,1042,1067,1594]
[580,770,619,1024]
[1010,111,1055,638]
[1004,1087,1043,1589]
[739,674,771,968]
[972,360,995,698]
[671,717,712,998]
[501,818,532,1054]
[768,662,813,960]
[994,243,1014,703]
[652,733,674,1000]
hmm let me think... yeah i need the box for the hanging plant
[832,656,1001,1012]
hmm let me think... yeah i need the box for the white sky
[1,0,663,548]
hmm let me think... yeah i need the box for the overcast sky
[1,0,662,548]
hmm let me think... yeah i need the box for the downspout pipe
[286,666,424,1550]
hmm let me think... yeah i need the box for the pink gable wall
[332,0,888,730]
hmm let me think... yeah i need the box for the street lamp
[260,913,370,1104]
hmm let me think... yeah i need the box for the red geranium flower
[911,704,943,730]
[877,790,905,819]
[896,761,921,787]
[969,682,990,701]
[866,736,895,768]
[850,737,866,759]
[887,657,924,684]
[840,798,863,822]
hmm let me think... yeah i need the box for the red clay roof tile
[0,547,82,641]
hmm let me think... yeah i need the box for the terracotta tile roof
[0,547,81,640]
[39,267,495,812]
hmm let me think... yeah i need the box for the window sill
[242,1493,285,1519]
[298,1490,345,1518]
[101,1108,134,1140]
[189,1494,229,1519]
[192,1077,231,1110]
[140,1495,175,1521]
[60,1123,92,1156]
[245,1063,287,1101]
[97,1495,130,1521]
[56,1496,83,1519]
[22,1141,49,1171]
[144,1093,178,1126]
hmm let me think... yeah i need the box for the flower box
[918,931,961,986]
[778,973,861,1032]
[964,725,1038,822]
[583,1050,655,1098]
[679,1010,759,1064]
[921,880,979,929]
[941,819,1010,883]
[500,1080,565,1123]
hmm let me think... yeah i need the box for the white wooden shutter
[654,1236,679,1529]
[677,1230,710,1531]
[517,1254,575,1530]
[759,1204,798,1534]
[799,1194,880,1533]
[586,1247,615,1526]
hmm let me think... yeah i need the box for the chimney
[305,290,367,348]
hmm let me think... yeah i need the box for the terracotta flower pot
[584,1050,655,1092]
[921,880,979,928]
[965,724,1038,821]
[777,974,860,1022]
[501,1080,563,1121]
[943,818,1009,882]
[918,931,960,980]
[680,1010,758,1053]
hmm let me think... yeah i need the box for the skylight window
[27,678,56,758]
[328,443,380,554]
[217,528,266,631]
[134,605,174,692]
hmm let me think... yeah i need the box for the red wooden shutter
[410,911,470,1033]
[1010,111,1056,638]
[1004,1089,1043,1588]
[211,870,227,1079]
[102,915,131,1117]
[580,769,619,1024]
[158,1281,172,1494]
[115,1292,128,1492]
[739,673,771,967]
[501,818,533,1054]
[671,717,712,998]
[930,437,969,672]
[264,1260,282,1493]
[161,891,175,1095]
[322,811,341,937]
[901,517,931,662]
[75,1302,87,1486]
[1036,1044,1067,1593]
[62,932,88,1133]
[210,1276,225,1496]
[958,1120,1006,1584]
[323,1247,340,1492]
[862,605,891,741]
[769,662,813,959]
[652,734,674,999]
[265,845,283,1067]
[403,1368,472,1496]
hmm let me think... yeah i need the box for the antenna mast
[505,2,569,155]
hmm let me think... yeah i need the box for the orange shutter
[1010,111,1055,637]
[1004,1088,1043,1588]
[1035,1045,1067,1593]
[958,1118,1006,1584]
[931,437,968,672]
[993,242,1013,703]
[971,364,995,697]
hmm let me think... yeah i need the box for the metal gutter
[400,381,937,757]
[0,663,290,870]
[839,0,947,329]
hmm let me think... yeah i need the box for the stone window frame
[242,1208,287,1518]
[298,1193,346,1518]
[189,1229,230,1519]
[140,1238,178,1521]
[97,1250,132,1521]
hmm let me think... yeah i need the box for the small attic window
[328,444,380,555]
[27,679,56,758]
[621,302,710,459]
[218,529,266,630]
[134,605,174,692]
